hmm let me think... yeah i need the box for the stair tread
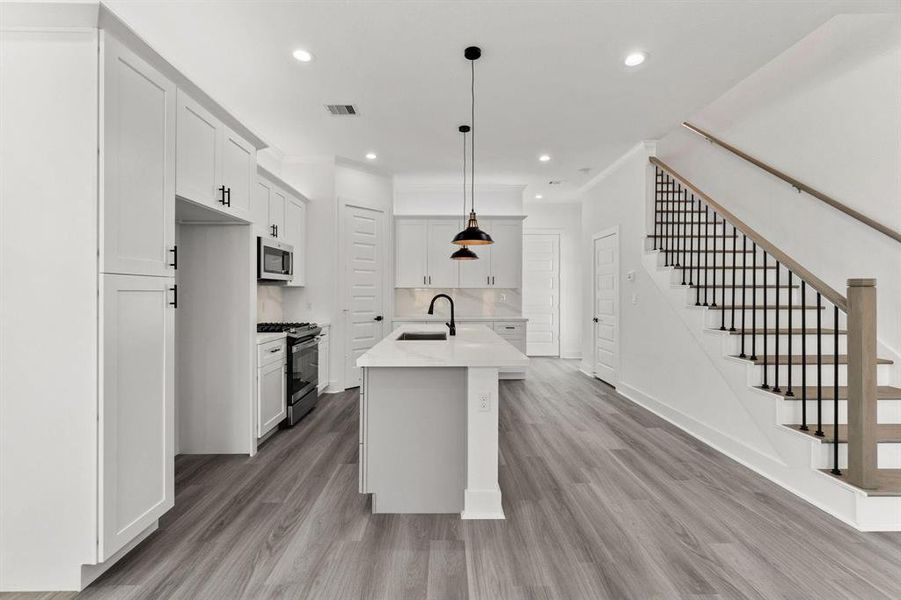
[726,328,846,335]
[678,249,754,253]
[706,305,824,310]
[678,265,778,270]
[768,385,901,401]
[790,423,901,443]
[737,354,893,365]
[819,469,901,496]
[688,284,799,289]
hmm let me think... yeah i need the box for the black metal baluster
[730,226,737,331]
[675,183,683,269]
[816,292,824,437]
[679,187,687,279]
[831,305,841,475]
[750,243,758,360]
[667,177,674,266]
[695,196,702,305]
[739,234,747,357]
[686,190,693,286]
[653,168,660,250]
[703,205,710,305]
[773,262,781,393]
[710,211,717,307]
[786,272,794,397]
[662,176,669,265]
[800,282,808,430]
[720,217,727,329]
[761,252,769,389]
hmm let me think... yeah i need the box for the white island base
[357,325,529,519]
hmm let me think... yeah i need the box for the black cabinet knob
[374,315,383,321]
[593,317,599,323]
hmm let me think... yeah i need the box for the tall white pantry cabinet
[0,6,263,589]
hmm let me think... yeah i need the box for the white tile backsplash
[257,284,284,322]
[395,288,521,319]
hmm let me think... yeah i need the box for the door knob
[593,317,599,323]
[374,315,384,321]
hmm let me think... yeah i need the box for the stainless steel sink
[396,332,447,341]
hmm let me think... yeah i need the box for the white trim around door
[592,226,619,386]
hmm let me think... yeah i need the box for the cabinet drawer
[493,321,525,338]
[258,339,286,366]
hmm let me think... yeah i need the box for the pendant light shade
[452,45,493,247]
[450,245,479,260]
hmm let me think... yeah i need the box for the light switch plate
[626,270,635,281]
[478,392,490,412]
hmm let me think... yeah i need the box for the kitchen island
[356,324,529,519]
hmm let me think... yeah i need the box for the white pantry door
[593,230,618,385]
[345,205,385,388]
[522,233,560,356]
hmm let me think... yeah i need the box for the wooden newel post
[846,278,878,489]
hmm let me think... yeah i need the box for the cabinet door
[426,220,460,287]
[395,219,428,287]
[269,188,286,239]
[220,126,255,220]
[101,34,175,277]
[284,197,306,287]
[257,360,286,437]
[175,90,220,209]
[252,178,271,238]
[318,335,330,392]
[457,242,491,288]
[99,274,174,560]
[488,219,522,288]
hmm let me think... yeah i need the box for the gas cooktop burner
[257,322,314,333]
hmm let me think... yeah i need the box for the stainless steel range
[257,322,322,426]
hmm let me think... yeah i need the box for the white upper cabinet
[176,90,255,220]
[426,220,461,287]
[252,179,271,238]
[284,197,306,287]
[101,34,175,277]
[458,241,492,287]
[220,127,254,220]
[99,273,174,560]
[486,219,522,288]
[395,219,429,287]
[269,188,286,239]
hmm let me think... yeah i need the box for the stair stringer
[629,248,901,531]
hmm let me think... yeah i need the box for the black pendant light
[451,125,479,260]
[452,46,493,246]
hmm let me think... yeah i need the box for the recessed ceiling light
[624,51,647,67]
[538,154,551,162]
[365,152,377,160]
[534,194,543,200]
[292,48,314,62]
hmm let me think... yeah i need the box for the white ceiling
[106,0,898,201]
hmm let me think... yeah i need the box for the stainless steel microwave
[258,237,293,282]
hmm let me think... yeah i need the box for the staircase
[643,157,901,530]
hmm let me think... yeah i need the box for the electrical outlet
[478,392,490,412]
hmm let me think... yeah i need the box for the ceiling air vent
[324,104,358,116]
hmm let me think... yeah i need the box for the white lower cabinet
[99,274,175,560]
[257,339,287,438]
[318,326,330,392]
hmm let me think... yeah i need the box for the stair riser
[665,267,792,286]
[725,334,848,355]
[705,309,838,329]
[783,399,901,425]
[683,287,799,305]
[813,442,901,469]
[658,253,799,268]
[752,363,894,387]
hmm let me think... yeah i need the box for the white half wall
[523,201,582,358]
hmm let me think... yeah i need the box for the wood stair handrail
[682,122,901,245]
[650,156,848,312]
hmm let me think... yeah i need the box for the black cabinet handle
[225,187,231,207]
[169,246,177,269]
[271,224,276,237]
[374,315,383,321]
[275,224,278,237]
[218,185,226,204]
[428,275,431,285]
[170,284,178,308]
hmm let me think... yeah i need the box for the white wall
[394,182,525,216]
[278,158,394,391]
[656,13,901,358]
[523,201,582,358]
[0,29,99,590]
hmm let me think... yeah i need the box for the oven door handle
[292,338,319,352]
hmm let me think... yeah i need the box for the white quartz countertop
[256,331,287,344]
[393,315,528,323]
[357,324,530,368]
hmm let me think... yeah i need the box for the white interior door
[593,230,618,385]
[99,274,174,560]
[346,205,385,388]
[523,233,560,356]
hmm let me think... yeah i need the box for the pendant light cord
[462,128,467,221]
[470,57,475,214]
